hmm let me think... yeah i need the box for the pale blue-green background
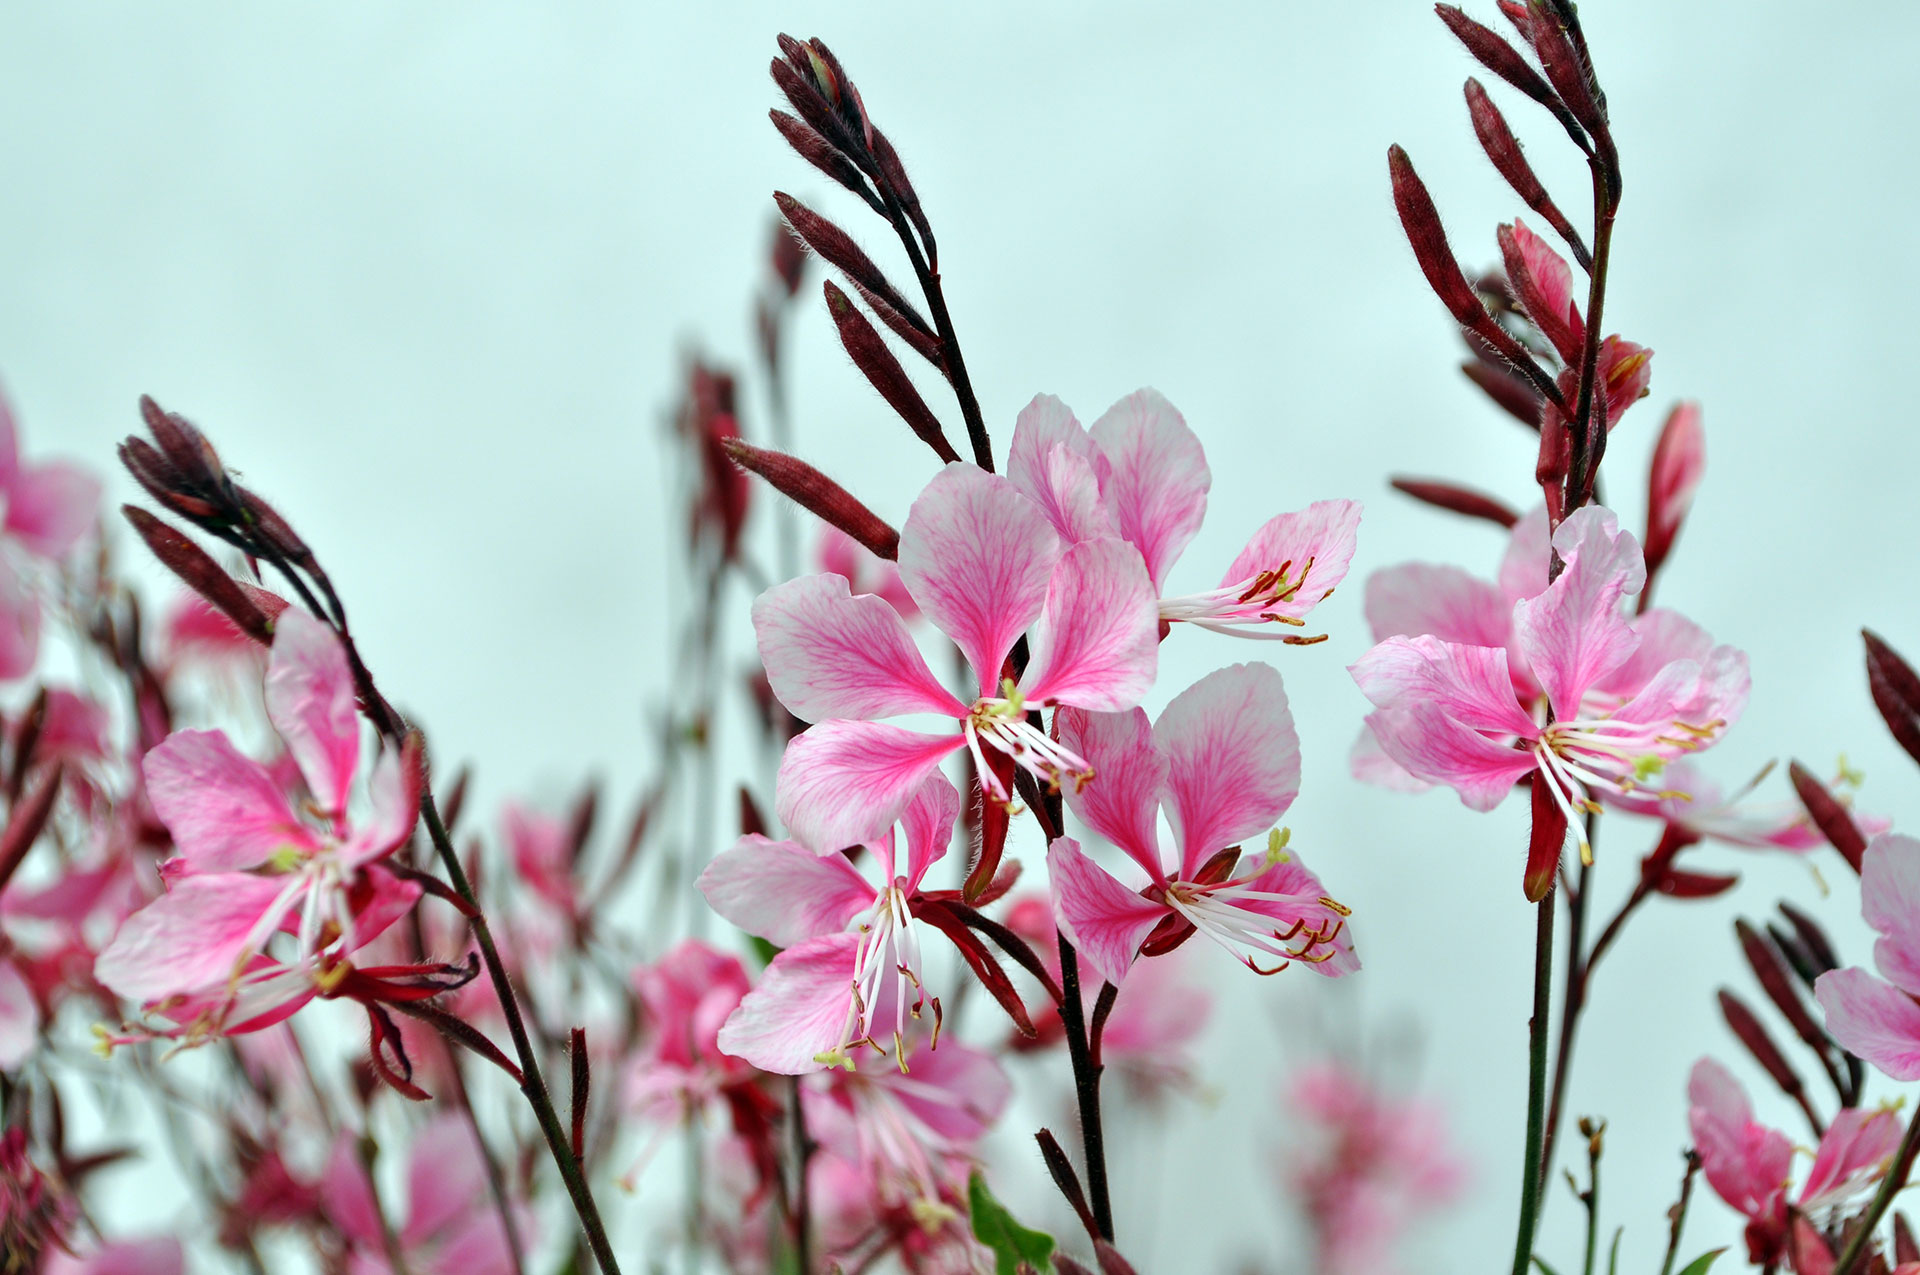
[7,3,1920,1270]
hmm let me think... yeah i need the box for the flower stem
[1657,1150,1702,1275]
[876,187,991,471]
[1056,932,1114,1241]
[1833,1097,1920,1274]
[1512,889,1557,1275]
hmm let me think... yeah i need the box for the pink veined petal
[1157,663,1300,877]
[1217,499,1363,621]
[1686,1056,1793,1223]
[898,464,1060,695]
[774,720,963,853]
[882,1039,1011,1144]
[1511,217,1583,357]
[1006,394,1117,543]
[1348,725,1435,793]
[1056,706,1169,881]
[1606,647,1750,750]
[322,1136,385,1247]
[1047,836,1168,988]
[698,835,875,948]
[1349,636,1541,737]
[752,574,964,722]
[716,932,862,1074]
[95,873,298,1005]
[403,1115,490,1246]
[0,960,38,1069]
[347,867,423,951]
[1646,401,1705,566]
[1363,562,1511,648]
[1018,538,1158,711]
[1086,389,1209,591]
[1592,608,1712,699]
[1512,506,1646,720]
[143,729,320,872]
[1362,704,1536,811]
[340,740,424,867]
[1497,505,1553,605]
[1816,967,1920,1082]
[1799,1104,1903,1209]
[6,461,102,560]
[1862,833,1920,997]
[264,609,362,818]
[817,524,917,621]
[897,770,961,892]
[1228,849,1360,977]
[0,555,41,681]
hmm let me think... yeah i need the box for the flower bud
[1865,629,1920,768]
[1643,401,1703,580]
[721,439,899,560]
[1389,477,1520,528]
[823,281,959,463]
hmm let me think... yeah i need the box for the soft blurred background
[6,1,1920,1269]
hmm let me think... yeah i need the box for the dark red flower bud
[1389,145,1490,332]
[1735,919,1836,1063]
[1461,355,1546,428]
[1865,630,1920,769]
[1717,989,1808,1107]
[1652,868,1738,899]
[721,439,899,560]
[768,110,874,205]
[872,127,936,264]
[1524,762,1566,901]
[1034,1129,1098,1241]
[1389,477,1520,528]
[121,506,277,644]
[774,193,931,336]
[1434,5,1588,147]
[823,281,959,463]
[1788,760,1867,873]
[1643,402,1704,583]
[1521,4,1612,163]
[1466,79,1590,268]
[0,763,63,894]
[1777,902,1843,979]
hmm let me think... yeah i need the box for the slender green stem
[1512,891,1557,1275]
[1834,1098,1920,1274]
[1581,1121,1604,1275]
[1658,1151,1702,1275]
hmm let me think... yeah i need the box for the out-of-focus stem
[1511,891,1557,1275]
[1657,1151,1702,1275]
[790,1075,815,1273]
[1541,812,1600,1191]
[1833,1101,1920,1274]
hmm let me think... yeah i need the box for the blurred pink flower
[323,1115,530,1275]
[0,387,103,681]
[818,522,917,621]
[1817,833,1920,1080]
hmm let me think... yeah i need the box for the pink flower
[1608,760,1885,855]
[757,461,1158,850]
[818,522,917,621]
[0,387,103,681]
[628,939,757,1117]
[1816,833,1920,1080]
[1351,506,1748,887]
[1006,389,1361,638]
[1645,401,1705,579]
[323,1115,530,1275]
[42,1238,185,1275]
[701,773,960,1072]
[1046,662,1355,986]
[94,609,427,1043]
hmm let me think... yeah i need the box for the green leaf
[1673,1250,1726,1275]
[1606,1227,1623,1275]
[968,1171,1055,1275]
[748,935,780,967]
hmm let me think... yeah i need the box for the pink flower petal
[1018,538,1158,710]
[1497,505,1553,605]
[1799,1104,1902,1209]
[1086,389,1209,591]
[717,932,861,1074]
[1006,394,1117,544]
[1863,833,1920,996]
[1350,636,1540,736]
[6,461,101,560]
[752,574,964,722]
[774,720,963,852]
[1157,663,1300,877]
[898,770,960,891]
[0,960,38,1069]
[1816,967,1920,1082]
[882,1039,1011,1144]
[699,835,875,948]
[1511,506,1645,720]
[1510,218,1583,359]
[898,464,1060,695]
[264,609,362,817]
[403,1115,490,1246]
[340,740,424,867]
[1229,848,1359,977]
[44,1238,186,1275]
[321,1136,384,1247]
[1047,837,1168,987]
[1217,499,1363,621]
[143,730,320,872]
[1348,725,1434,793]
[95,873,295,1004]
[1362,704,1535,811]
[1364,562,1511,648]
[1056,706,1169,881]
[1686,1056,1793,1223]
[0,555,41,681]
[1592,607,1712,698]
[1645,402,1704,570]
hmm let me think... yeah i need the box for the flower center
[961,681,1093,805]
[1156,560,1330,643]
[816,883,940,1073]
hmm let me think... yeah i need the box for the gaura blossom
[1687,1057,1901,1265]
[757,461,1158,850]
[1351,506,1748,876]
[1816,833,1920,1080]
[1046,662,1356,986]
[94,609,429,1044]
[0,387,104,681]
[323,1115,531,1275]
[1607,759,1885,855]
[1005,389,1361,638]
[819,522,917,621]
[701,772,960,1072]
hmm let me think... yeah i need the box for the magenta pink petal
[898,464,1060,694]
[45,1238,186,1275]
[752,574,964,722]
[1056,706,1169,881]
[1047,836,1168,987]
[6,460,101,560]
[1862,833,1920,996]
[698,834,875,948]
[1007,394,1117,544]
[321,1136,385,1247]
[1816,967,1920,1082]
[143,729,320,872]
[1511,218,1583,355]
[1350,635,1540,737]
[1018,538,1158,710]
[341,741,424,868]
[264,609,362,817]
[403,1115,490,1246]
[1157,663,1300,877]
[95,873,295,1004]
[1086,389,1209,591]
[1362,704,1536,811]
[347,867,423,951]
[717,932,861,1074]
[1217,499,1363,621]
[897,771,961,891]
[1364,562,1511,647]
[1799,1104,1901,1209]
[774,719,963,852]
[1686,1056,1792,1223]
[1512,507,1646,720]
[882,1039,1011,1143]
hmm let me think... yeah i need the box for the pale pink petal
[1006,394,1117,543]
[1645,402,1704,570]
[883,1039,1011,1144]
[264,609,362,817]
[45,1238,186,1275]
[1348,725,1435,793]
[698,835,875,947]
[0,960,38,1068]
[1018,538,1158,710]
[817,524,917,621]
[1362,705,1535,811]
[1816,967,1920,1082]
[1608,647,1749,745]
[1497,505,1553,605]
[0,391,16,487]
[1592,608,1712,699]
[898,771,961,891]
[1056,706,1169,881]
[0,555,41,681]
[500,802,571,909]
[774,720,963,852]
[1047,837,1168,987]
[95,873,294,1003]
[752,574,963,722]
[143,729,320,872]
[403,1115,489,1246]
[6,461,100,560]
[1862,833,1920,996]
[1229,849,1359,977]
[424,1211,523,1275]
[898,464,1060,693]
[1364,563,1511,647]
[1686,1056,1792,1223]
[340,741,424,867]
[1216,499,1363,621]
[1598,336,1653,428]
[1799,1104,1902,1209]
[1512,506,1646,719]
[1156,663,1300,877]
[322,1136,385,1246]
[716,932,861,1074]
[1349,635,1540,736]
[1086,389,1209,590]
